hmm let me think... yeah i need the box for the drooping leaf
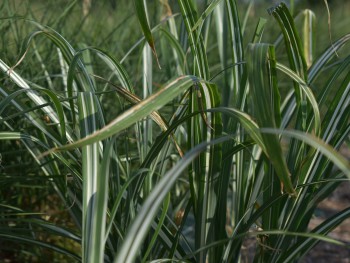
[50,75,197,152]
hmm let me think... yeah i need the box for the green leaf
[114,136,234,263]
[78,92,101,263]
[0,59,69,143]
[247,43,295,195]
[269,2,307,83]
[133,0,160,68]
[141,193,171,263]
[260,128,350,179]
[178,0,209,79]
[225,0,245,107]
[0,234,80,261]
[191,0,222,33]
[252,17,267,44]
[280,207,350,262]
[276,62,321,136]
[50,75,197,152]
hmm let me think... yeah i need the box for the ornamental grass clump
[0,0,349,262]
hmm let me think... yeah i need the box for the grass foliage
[0,0,349,262]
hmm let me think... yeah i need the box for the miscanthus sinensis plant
[0,0,349,262]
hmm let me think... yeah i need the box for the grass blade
[247,43,295,195]
[51,75,197,152]
[78,92,101,263]
[114,136,233,263]
[133,0,160,68]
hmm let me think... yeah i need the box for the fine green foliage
[0,0,349,263]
